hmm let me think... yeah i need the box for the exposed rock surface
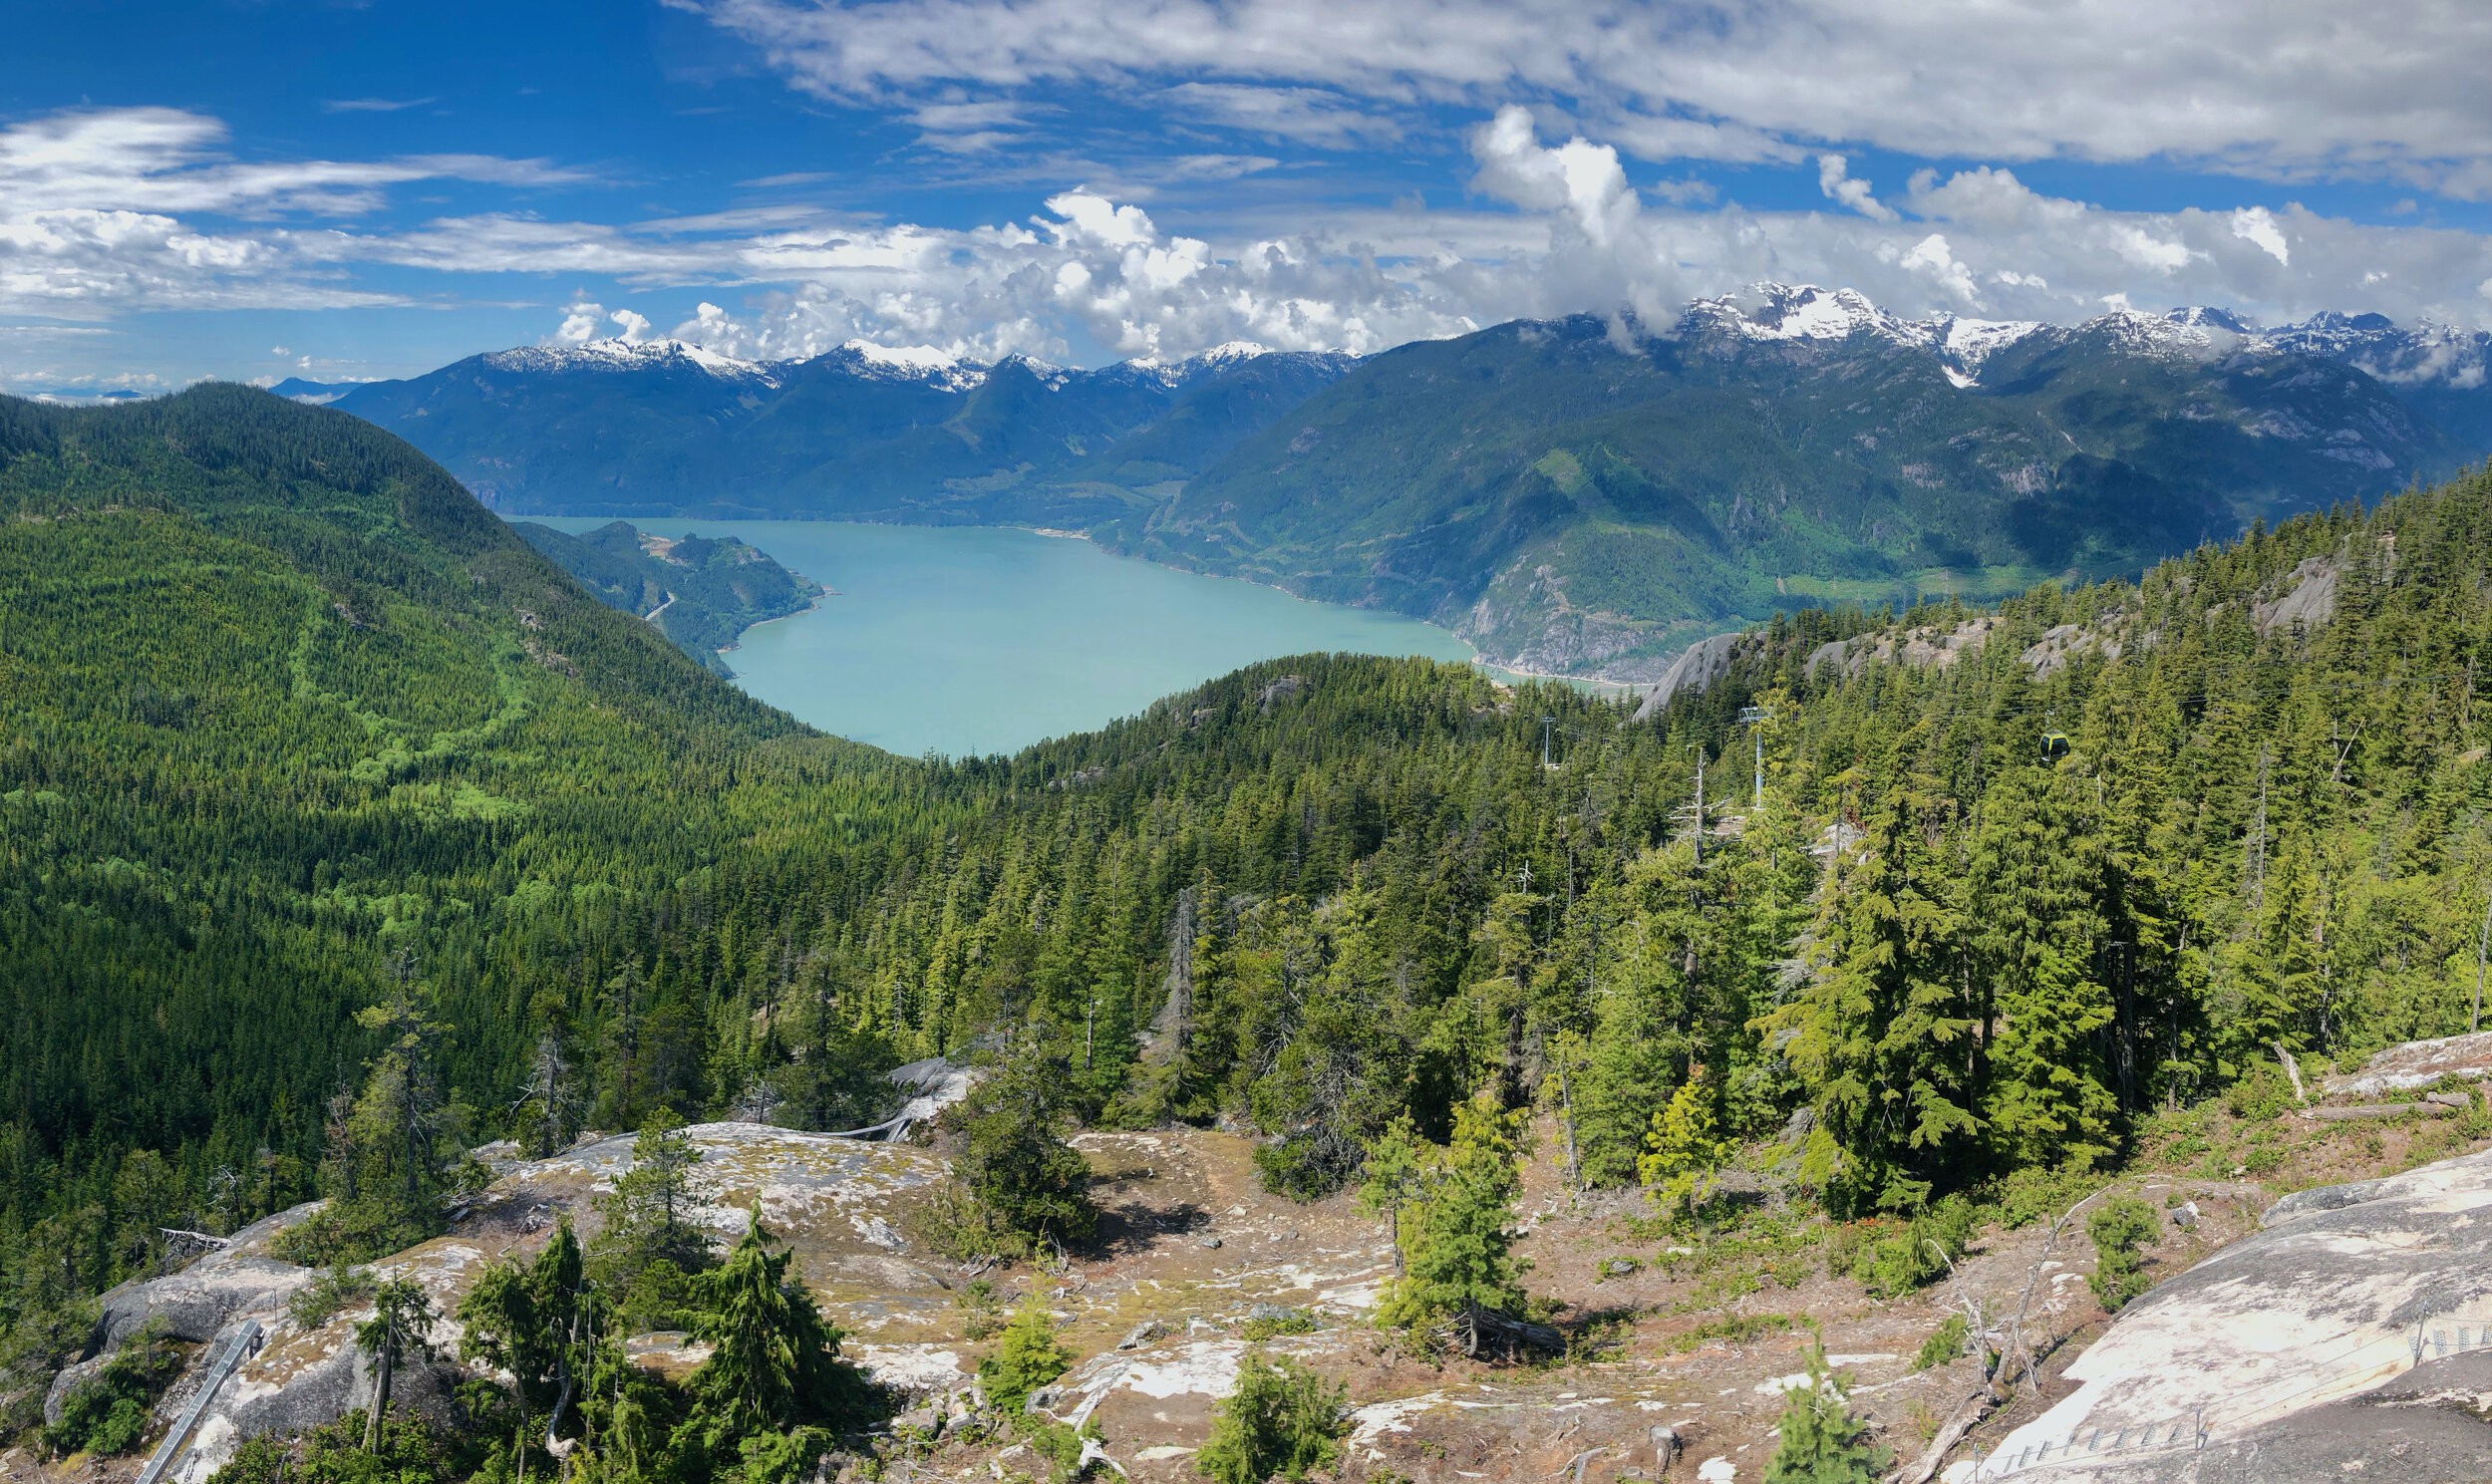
[2322,1029,2492,1096]
[1633,632,1745,721]
[2252,555,2340,634]
[1806,617,1999,684]
[1971,1148,2492,1481]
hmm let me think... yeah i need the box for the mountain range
[318,287,2492,680]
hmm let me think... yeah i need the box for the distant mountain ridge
[331,288,2492,680]
[332,336,1355,527]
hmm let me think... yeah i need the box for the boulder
[90,1203,326,1356]
[2322,1029,2492,1097]
[42,1352,110,1428]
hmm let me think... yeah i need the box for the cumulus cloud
[687,0,2492,195]
[17,100,2492,388]
[1816,155,1897,221]
[554,300,606,345]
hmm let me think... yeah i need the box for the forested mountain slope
[509,518,822,676]
[331,339,1356,526]
[1136,291,2472,679]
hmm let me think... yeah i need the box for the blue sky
[7,0,2492,395]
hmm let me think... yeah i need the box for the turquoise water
[525,518,1481,756]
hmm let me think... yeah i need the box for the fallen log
[1898,1385,1995,1484]
[1444,1304,1565,1357]
[2300,1101,2456,1121]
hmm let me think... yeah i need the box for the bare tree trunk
[1898,1386,1996,1484]
[364,1341,394,1452]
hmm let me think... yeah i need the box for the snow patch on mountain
[1689,284,1936,349]
[482,338,779,384]
[818,340,989,392]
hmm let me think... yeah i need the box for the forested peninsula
[1,384,2486,1480]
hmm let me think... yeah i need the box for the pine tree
[355,1277,439,1452]
[686,1207,857,1450]
[1769,748,1981,1215]
[1637,1070,1726,1220]
[1195,1350,1349,1484]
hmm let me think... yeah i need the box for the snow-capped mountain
[319,284,2492,683]
[477,337,783,386]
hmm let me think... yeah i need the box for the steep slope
[1137,289,2466,677]
[0,385,926,1251]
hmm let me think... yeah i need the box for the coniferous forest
[4,383,2491,1476]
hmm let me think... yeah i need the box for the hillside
[14,386,2492,1479]
[509,518,822,675]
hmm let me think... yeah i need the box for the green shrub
[1240,1312,1316,1341]
[207,1411,458,1484]
[2087,1199,2159,1312]
[1912,1314,1969,1371]
[1856,1198,1977,1299]
[956,1278,1007,1341]
[1196,1351,1347,1484]
[1030,1419,1099,1483]
[1666,1314,1801,1353]
[978,1294,1072,1417]
[287,1263,376,1329]
[2224,1060,2292,1123]
[48,1323,184,1458]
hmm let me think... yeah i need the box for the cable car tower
[1737,705,1774,805]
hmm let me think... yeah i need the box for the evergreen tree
[1762,1346,1887,1483]
[1375,1095,1532,1344]
[1637,1070,1726,1220]
[683,1207,857,1454]
[590,1111,715,1330]
[1195,1350,1348,1484]
[354,1278,440,1452]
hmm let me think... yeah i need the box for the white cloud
[554,300,605,345]
[2233,206,2292,266]
[687,0,2492,196]
[1816,155,1896,221]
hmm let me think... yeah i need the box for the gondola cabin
[2040,731,2071,762]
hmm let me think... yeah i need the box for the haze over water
[529,518,1480,757]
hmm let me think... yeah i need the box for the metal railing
[135,1319,262,1484]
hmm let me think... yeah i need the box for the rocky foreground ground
[22,1037,2492,1484]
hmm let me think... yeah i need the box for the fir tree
[1375,1095,1531,1344]
[977,1291,1072,1417]
[1195,1350,1349,1484]
[1762,1346,1887,1483]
